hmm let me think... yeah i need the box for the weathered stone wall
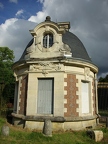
[92,80,96,115]
[25,119,97,131]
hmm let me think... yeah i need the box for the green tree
[105,75,108,82]
[0,47,15,103]
[99,74,108,82]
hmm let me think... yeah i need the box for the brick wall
[64,74,79,117]
[19,75,28,115]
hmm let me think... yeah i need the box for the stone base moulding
[12,113,65,122]
[12,113,98,122]
[12,113,99,131]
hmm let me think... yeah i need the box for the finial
[45,16,51,21]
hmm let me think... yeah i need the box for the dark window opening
[43,34,53,48]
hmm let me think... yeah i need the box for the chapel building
[12,16,98,131]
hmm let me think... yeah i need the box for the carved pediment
[24,17,72,60]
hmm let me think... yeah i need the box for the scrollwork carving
[29,62,61,75]
[84,67,90,80]
[59,43,71,53]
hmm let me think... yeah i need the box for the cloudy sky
[0,0,108,77]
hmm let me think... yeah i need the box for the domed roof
[19,30,91,63]
[62,31,91,62]
[14,16,93,64]
[19,38,34,61]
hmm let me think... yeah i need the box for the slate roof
[19,38,33,61]
[62,31,91,62]
[19,30,92,62]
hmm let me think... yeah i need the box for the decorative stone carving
[54,34,60,43]
[39,62,61,71]
[35,36,41,45]
[13,67,29,80]
[45,26,50,31]
[29,64,38,71]
[84,67,90,80]
[29,62,61,75]
[59,43,71,53]
[26,45,35,54]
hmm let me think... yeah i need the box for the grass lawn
[0,117,108,144]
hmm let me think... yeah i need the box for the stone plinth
[43,119,52,137]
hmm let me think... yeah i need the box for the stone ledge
[12,113,24,119]
[12,113,98,122]
[65,115,98,121]
[12,113,65,122]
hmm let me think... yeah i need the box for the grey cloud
[0,0,108,77]
[45,0,108,77]
[0,19,36,61]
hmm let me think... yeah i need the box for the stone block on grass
[87,130,103,142]
[1,125,9,136]
[43,119,52,137]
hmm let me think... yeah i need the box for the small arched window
[43,33,53,48]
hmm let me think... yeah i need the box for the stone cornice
[30,21,65,37]
[13,57,98,74]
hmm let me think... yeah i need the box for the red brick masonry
[19,75,28,115]
[64,74,79,117]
